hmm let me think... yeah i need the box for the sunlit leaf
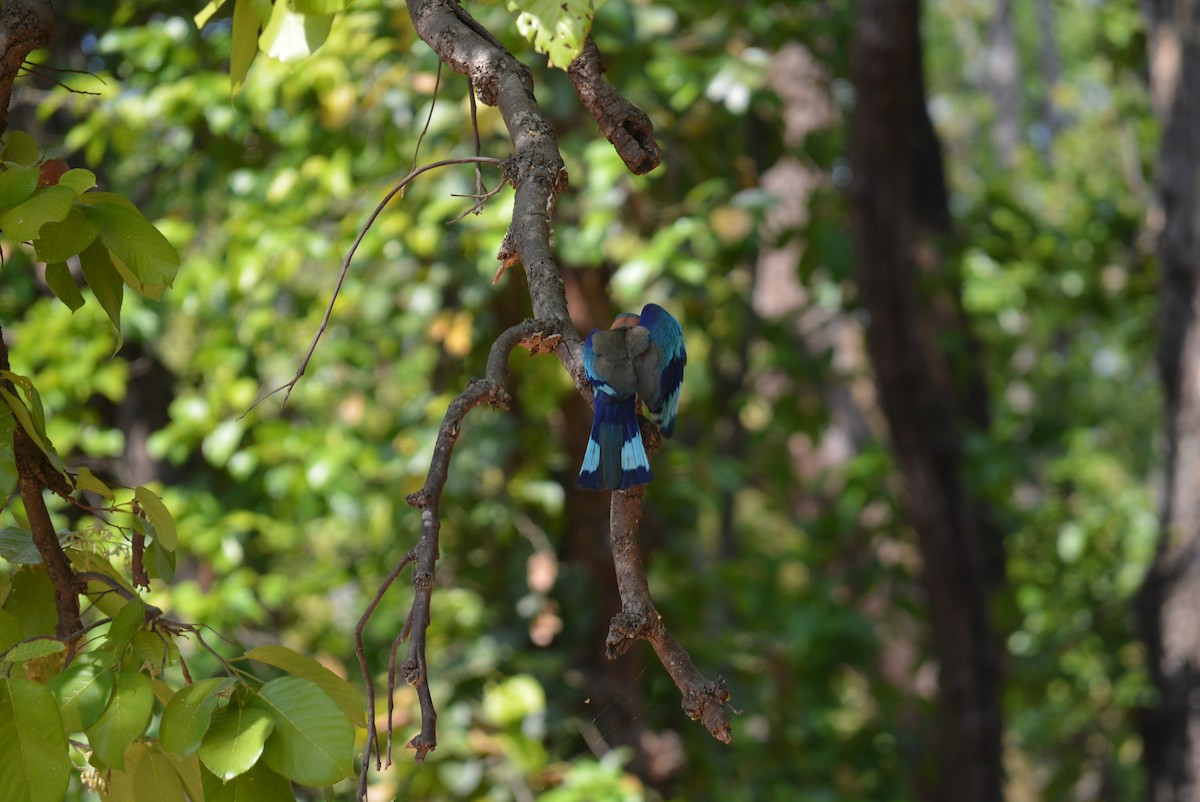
[506,0,603,68]
[194,0,229,28]
[49,661,114,732]
[162,751,204,802]
[56,168,96,195]
[160,677,234,757]
[244,645,364,726]
[129,743,189,802]
[0,679,71,802]
[2,638,65,665]
[135,486,178,551]
[199,702,275,780]
[86,671,154,771]
[250,676,354,786]
[1,185,77,242]
[81,201,179,291]
[75,466,114,499]
[294,0,354,13]
[259,2,333,63]
[106,598,146,656]
[0,166,37,208]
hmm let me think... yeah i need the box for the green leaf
[86,671,154,771]
[0,387,61,471]
[131,630,179,671]
[0,166,38,207]
[199,702,275,780]
[0,610,22,653]
[144,539,176,582]
[2,638,65,665]
[81,201,179,291]
[294,0,354,13]
[0,528,40,564]
[250,676,354,786]
[201,760,294,802]
[44,262,85,312]
[75,466,114,499]
[49,661,114,732]
[506,0,602,68]
[0,132,39,166]
[160,677,234,757]
[135,486,178,551]
[259,2,333,63]
[231,0,260,94]
[0,679,71,802]
[56,168,96,195]
[106,598,145,656]
[3,568,56,637]
[245,645,364,727]
[79,238,125,337]
[129,743,188,802]
[1,185,77,241]
[36,208,100,264]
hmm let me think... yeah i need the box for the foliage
[0,0,1167,801]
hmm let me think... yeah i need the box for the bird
[577,303,686,490]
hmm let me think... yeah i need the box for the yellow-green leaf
[245,645,364,726]
[44,262,85,312]
[1,185,76,241]
[134,486,177,551]
[0,679,71,802]
[0,132,38,166]
[231,0,260,94]
[86,671,153,772]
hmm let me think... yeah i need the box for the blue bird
[577,303,686,490]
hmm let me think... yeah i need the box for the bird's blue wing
[638,303,686,437]
[577,392,653,490]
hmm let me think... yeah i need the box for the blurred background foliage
[0,0,1162,799]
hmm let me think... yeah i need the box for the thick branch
[0,0,54,136]
[406,0,585,381]
[605,488,732,743]
[567,38,661,175]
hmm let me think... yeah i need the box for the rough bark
[849,3,1004,801]
[1137,2,1200,799]
[0,0,53,136]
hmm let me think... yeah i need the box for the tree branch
[567,38,662,175]
[606,488,732,743]
[0,0,54,136]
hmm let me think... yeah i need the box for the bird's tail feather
[577,393,652,490]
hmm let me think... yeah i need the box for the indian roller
[577,303,686,490]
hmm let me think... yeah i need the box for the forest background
[0,0,1189,800]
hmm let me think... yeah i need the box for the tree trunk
[1137,2,1200,799]
[849,3,1004,801]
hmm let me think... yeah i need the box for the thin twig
[408,60,441,181]
[468,78,486,203]
[242,156,507,416]
[18,63,100,95]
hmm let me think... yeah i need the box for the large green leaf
[160,677,234,757]
[0,132,38,166]
[78,238,125,336]
[128,743,188,802]
[44,262,85,312]
[134,486,178,551]
[199,702,275,780]
[250,676,354,786]
[36,209,100,264]
[1,185,77,242]
[0,679,71,802]
[245,645,364,726]
[81,201,179,291]
[201,760,294,802]
[2,638,65,665]
[56,168,96,194]
[259,1,333,63]
[163,751,204,802]
[86,671,154,771]
[506,0,602,68]
[49,661,115,732]
[0,166,37,207]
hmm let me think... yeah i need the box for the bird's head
[610,312,640,329]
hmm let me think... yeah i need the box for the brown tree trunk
[849,3,1004,801]
[1137,2,1200,799]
